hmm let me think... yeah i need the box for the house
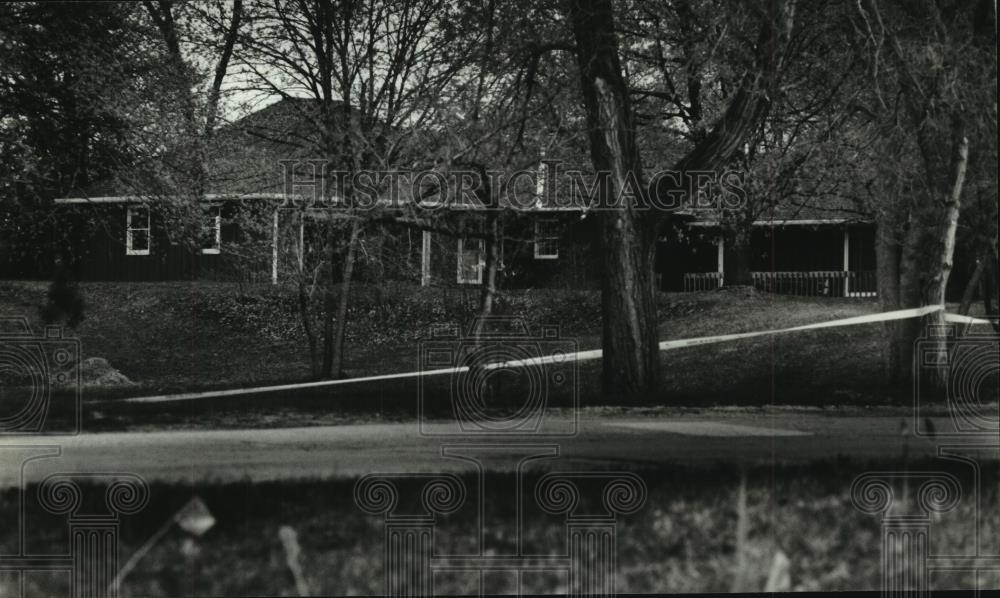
[3,97,883,297]
[37,190,880,298]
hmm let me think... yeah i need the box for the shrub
[191,284,605,349]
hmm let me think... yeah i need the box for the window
[456,238,484,284]
[201,205,221,254]
[533,217,560,259]
[126,207,150,255]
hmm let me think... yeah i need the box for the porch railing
[681,270,877,297]
[682,272,724,292]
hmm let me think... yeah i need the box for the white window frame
[201,205,222,255]
[456,237,484,284]
[533,216,560,259]
[125,206,151,256]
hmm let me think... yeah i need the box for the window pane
[539,219,559,237]
[131,207,149,225]
[130,229,149,251]
[458,240,482,282]
[536,238,558,257]
[535,219,559,258]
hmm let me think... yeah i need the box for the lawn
[4,279,987,431]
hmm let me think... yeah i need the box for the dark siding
[425,213,599,290]
[54,203,262,282]
[501,214,599,289]
[749,226,845,271]
[657,225,719,291]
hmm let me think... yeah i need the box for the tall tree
[566,0,794,399]
[851,0,997,389]
[0,2,162,272]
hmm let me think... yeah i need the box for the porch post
[716,235,724,288]
[843,227,850,297]
[297,210,304,271]
[421,230,431,287]
[535,147,547,205]
[271,208,279,284]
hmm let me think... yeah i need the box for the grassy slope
[1,279,920,429]
[1,280,313,390]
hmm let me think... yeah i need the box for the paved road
[2,411,998,485]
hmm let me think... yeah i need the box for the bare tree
[137,1,244,233]
[233,0,477,378]
[851,0,996,390]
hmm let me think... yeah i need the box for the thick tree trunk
[569,0,661,400]
[875,219,905,385]
[920,126,969,389]
[878,120,968,396]
[896,215,928,390]
[567,0,790,400]
[599,213,662,400]
[726,240,754,287]
[723,213,755,287]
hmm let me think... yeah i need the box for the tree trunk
[298,275,321,378]
[723,212,754,287]
[330,220,361,379]
[985,239,999,331]
[479,213,500,319]
[982,255,999,333]
[726,239,753,287]
[920,126,969,389]
[958,259,985,316]
[321,253,336,378]
[567,0,791,400]
[875,219,904,385]
[599,212,662,400]
[569,0,661,400]
[879,119,969,396]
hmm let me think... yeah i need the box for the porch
[682,270,877,297]
[671,221,878,298]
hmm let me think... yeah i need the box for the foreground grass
[2,459,996,596]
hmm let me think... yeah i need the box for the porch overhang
[685,218,856,227]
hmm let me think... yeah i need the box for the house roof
[57,98,347,203]
[56,98,872,224]
[677,191,873,226]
